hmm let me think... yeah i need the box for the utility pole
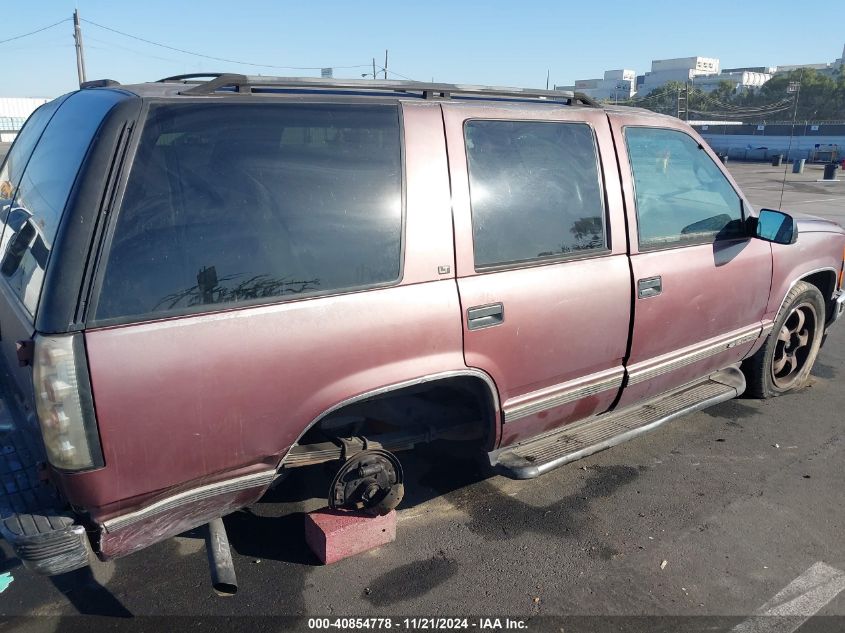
[384,50,388,80]
[372,58,377,80]
[546,69,550,90]
[73,9,87,87]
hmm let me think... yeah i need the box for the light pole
[361,58,378,80]
[779,77,803,208]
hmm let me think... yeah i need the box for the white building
[770,44,845,77]
[0,98,51,143]
[693,70,772,93]
[561,69,637,102]
[651,57,719,74]
[639,57,720,95]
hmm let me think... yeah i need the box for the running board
[490,368,745,480]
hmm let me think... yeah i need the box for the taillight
[33,334,103,471]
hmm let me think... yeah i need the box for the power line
[86,35,189,65]
[689,88,793,113]
[0,18,70,45]
[688,105,794,118]
[613,85,676,105]
[379,67,417,82]
[81,17,372,71]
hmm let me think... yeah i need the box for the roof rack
[156,73,601,107]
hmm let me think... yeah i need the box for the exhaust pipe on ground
[202,517,238,596]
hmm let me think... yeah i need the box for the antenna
[72,9,87,87]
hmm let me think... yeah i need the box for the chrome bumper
[829,291,845,328]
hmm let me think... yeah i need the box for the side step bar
[490,368,745,480]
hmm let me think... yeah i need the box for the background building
[693,70,772,94]
[557,69,636,101]
[639,56,720,94]
[0,97,51,142]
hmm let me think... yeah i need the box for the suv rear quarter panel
[69,101,470,521]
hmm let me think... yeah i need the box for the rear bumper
[0,513,90,575]
[0,386,90,576]
[830,291,845,327]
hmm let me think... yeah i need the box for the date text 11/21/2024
[307,617,528,630]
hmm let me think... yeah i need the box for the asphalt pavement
[0,162,843,633]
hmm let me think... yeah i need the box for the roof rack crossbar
[156,73,228,83]
[159,73,600,106]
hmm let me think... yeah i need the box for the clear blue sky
[1,0,841,97]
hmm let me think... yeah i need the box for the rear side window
[95,103,402,321]
[0,97,65,255]
[625,127,744,249]
[465,120,605,269]
[1,91,124,316]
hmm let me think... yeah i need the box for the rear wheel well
[293,375,498,459]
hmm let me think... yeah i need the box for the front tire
[743,281,826,398]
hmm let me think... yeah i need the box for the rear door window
[464,120,606,269]
[94,102,403,321]
[0,90,125,316]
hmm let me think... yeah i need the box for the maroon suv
[1,74,843,590]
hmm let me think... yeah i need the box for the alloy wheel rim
[771,302,817,389]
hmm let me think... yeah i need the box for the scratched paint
[0,572,13,593]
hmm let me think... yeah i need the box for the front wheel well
[801,270,837,323]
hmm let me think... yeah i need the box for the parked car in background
[0,74,843,592]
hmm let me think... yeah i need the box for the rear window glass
[95,102,403,321]
[464,120,606,268]
[0,90,123,316]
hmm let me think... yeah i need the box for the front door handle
[467,303,504,330]
[637,276,662,299]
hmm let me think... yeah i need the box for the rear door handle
[637,276,662,299]
[467,303,504,330]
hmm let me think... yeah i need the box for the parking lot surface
[0,162,844,632]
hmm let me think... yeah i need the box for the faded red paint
[42,96,845,566]
[67,103,475,516]
[443,103,630,447]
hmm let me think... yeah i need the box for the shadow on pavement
[49,566,132,617]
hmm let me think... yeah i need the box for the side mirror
[752,209,798,245]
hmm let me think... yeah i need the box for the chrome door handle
[637,276,662,299]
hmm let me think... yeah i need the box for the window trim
[462,117,611,274]
[85,97,408,328]
[623,124,747,253]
